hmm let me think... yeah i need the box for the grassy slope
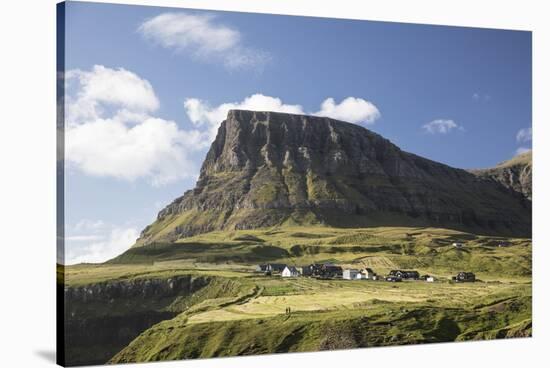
[109,226,531,279]
[109,278,531,363]
[64,225,532,364]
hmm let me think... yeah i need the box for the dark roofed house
[390,270,420,280]
[255,264,268,272]
[266,263,287,273]
[320,264,343,278]
[456,272,476,282]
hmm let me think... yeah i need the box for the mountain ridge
[135,110,531,246]
[469,151,532,201]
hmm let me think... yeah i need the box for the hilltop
[470,150,532,200]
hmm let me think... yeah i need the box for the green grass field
[62,225,532,365]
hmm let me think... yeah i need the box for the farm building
[255,264,268,272]
[456,272,476,282]
[361,268,375,279]
[343,269,360,280]
[453,242,465,248]
[299,264,319,276]
[426,276,435,282]
[282,266,300,277]
[389,270,420,280]
[320,264,343,278]
[266,264,287,273]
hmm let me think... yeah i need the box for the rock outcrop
[470,151,532,201]
[137,110,531,244]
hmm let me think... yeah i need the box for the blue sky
[61,1,532,264]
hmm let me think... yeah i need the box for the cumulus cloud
[516,127,532,143]
[138,12,269,70]
[183,94,380,140]
[65,224,139,265]
[422,119,462,134]
[66,65,159,125]
[65,65,206,186]
[314,97,380,124]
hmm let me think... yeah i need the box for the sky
[60,1,532,264]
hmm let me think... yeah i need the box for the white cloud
[515,147,531,156]
[66,65,159,126]
[314,97,380,124]
[184,94,381,140]
[516,127,532,143]
[422,119,462,134]
[65,226,139,265]
[65,65,205,186]
[138,12,269,69]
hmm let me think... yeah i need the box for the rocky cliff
[136,110,531,245]
[470,151,532,201]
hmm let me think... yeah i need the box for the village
[255,263,476,283]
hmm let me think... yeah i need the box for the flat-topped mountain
[136,110,531,245]
[470,150,532,201]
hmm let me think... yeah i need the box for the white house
[361,268,375,280]
[452,242,465,248]
[282,266,300,277]
[426,276,435,282]
[343,269,360,280]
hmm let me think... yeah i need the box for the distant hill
[135,110,531,246]
[470,151,532,201]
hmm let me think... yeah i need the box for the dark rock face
[140,110,531,243]
[470,151,532,201]
[63,276,211,366]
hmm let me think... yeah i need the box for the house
[282,266,300,277]
[389,270,420,280]
[361,268,375,280]
[320,264,343,278]
[343,269,360,280]
[266,264,287,273]
[453,242,465,248]
[426,276,435,282]
[456,271,476,282]
[255,264,268,272]
[299,264,317,276]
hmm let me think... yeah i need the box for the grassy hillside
[63,225,531,365]
[110,226,531,279]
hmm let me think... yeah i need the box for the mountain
[470,151,532,201]
[135,110,531,246]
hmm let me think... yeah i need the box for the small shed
[453,242,465,248]
[426,276,435,282]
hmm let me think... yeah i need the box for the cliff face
[137,110,531,244]
[63,276,212,366]
[470,151,532,201]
